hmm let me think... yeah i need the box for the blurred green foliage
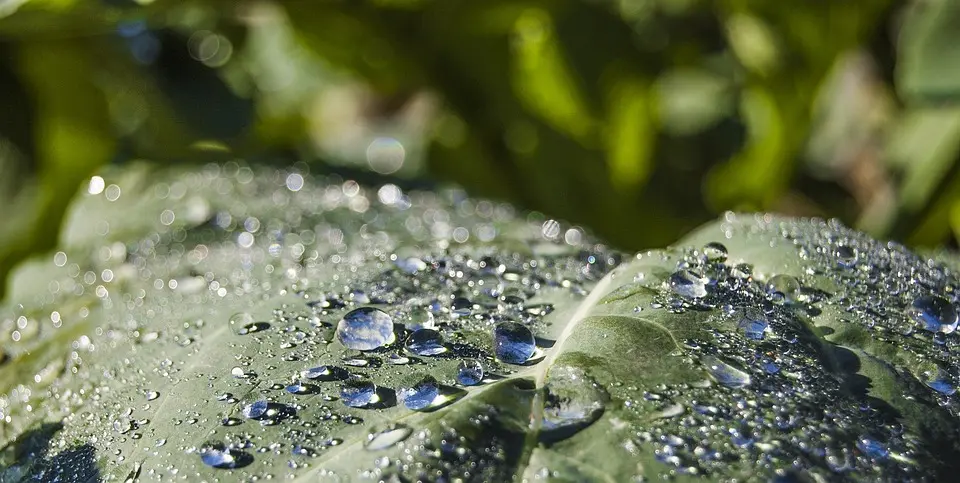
[1,0,959,297]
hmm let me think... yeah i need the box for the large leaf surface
[2,165,960,482]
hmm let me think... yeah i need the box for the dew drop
[405,329,446,356]
[493,322,536,364]
[701,355,751,388]
[398,375,440,410]
[456,359,484,386]
[300,365,348,381]
[395,257,427,274]
[199,443,250,469]
[765,274,801,304]
[242,400,268,419]
[336,307,395,350]
[540,366,608,443]
[145,390,160,401]
[365,424,414,451]
[669,270,707,299]
[907,295,958,334]
[702,242,728,263]
[451,297,474,317]
[340,380,379,408]
[856,437,889,460]
[738,308,768,341]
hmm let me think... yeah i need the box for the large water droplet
[405,328,446,356]
[336,307,395,350]
[907,295,958,334]
[669,270,707,299]
[398,375,440,410]
[456,359,484,386]
[340,380,379,408]
[365,424,414,451]
[702,242,728,263]
[395,257,427,274]
[920,367,957,395]
[200,443,250,469]
[241,400,268,419]
[765,274,801,304]
[738,308,768,341]
[540,366,608,443]
[300,365,347,381]
[701,355,751,388]
[493,322,536,364]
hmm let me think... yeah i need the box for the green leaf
[898,0,960,103]
[4,164,960,481]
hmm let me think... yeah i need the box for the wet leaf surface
[2,166,960,481]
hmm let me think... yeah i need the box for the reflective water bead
[765,274,801,304]
[398,375,440,410]
[493,322,536,364]
[241,400,268,419]
[856,437,889,460]
[340,380,379,408]
[405,328,446,356]
[200,444,247,469]
[395,257,427,274]
[669,270,708,299]
[365,425,414,451]
[300,365,347,381]
[702,242,728,263]
[456,359,484,386]
[738,308,768,341]
[451,297,474,317]
[907,295,958,334]
[540,366,608,442]
[336,307,395,350]
[701,356,751,388]
[835,244,858,268]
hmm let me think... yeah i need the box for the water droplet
[701,356,751,388]
[669,270,707,299]
[349,289,371,304]
[765,274,801,304]
[702,242,728,263]
[395,257,427,274]
[920,367,957,395]
[200,443,250,469]
[387,354,410,365]
[835,244,858,268]
[145,390,160,401]
[856,437,889,460]
[336,307,395,350]
[398,375,440,410]
[493,322,536,364]
[456,359,484,386]
[908,295,958,334]
[451,297,474,317]
[242,400,268,419]
[286,382,312,395]
[540,366,608,443]
[340,380,379,408]
[238,322,271,335]
[300,365,348,381]
[738,308,768,341]
[365,424,413,451]
[405,328,446,356]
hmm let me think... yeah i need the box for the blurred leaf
[898,0,960,103]
[0,38,115,297]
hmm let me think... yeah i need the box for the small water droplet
[669,270,707,299]
[405,329,446,356]
[336,307,395,350]
[286,382,311,395]
[451,297,474,317]
[145,391,160,401]
[365,424,414,451]
[908,295,958,334]
[340,380,379,408]
[398,375,440,410]
[493,322,536,364]
[856,437,889,460]
[835,244,858,268]
[200,443,250,469]
[456,359,484,386]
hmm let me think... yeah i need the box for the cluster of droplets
[619,230,934,481]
